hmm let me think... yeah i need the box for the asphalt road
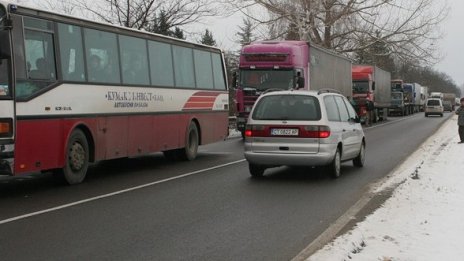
[0,112,453,260]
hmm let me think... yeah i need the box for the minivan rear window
[427,99,440,106]
[252,95,321,121]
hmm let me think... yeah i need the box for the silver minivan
[244,90,366,178]
[424,98,444,117]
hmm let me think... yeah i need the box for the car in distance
[424,98,444,117]
[244,90,366,178]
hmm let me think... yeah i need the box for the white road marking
[0,159,246,225]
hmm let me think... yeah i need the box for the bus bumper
[0,144,14,175]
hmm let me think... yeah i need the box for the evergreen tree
[200,29,216,46]
[147,11,185,40]
[150,10,171,36]
[172,27,185,40]
[236,18,255,46]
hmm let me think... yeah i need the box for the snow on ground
[309,115,464,261]
[228,128,242,139]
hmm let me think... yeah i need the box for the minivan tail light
[245,125,266,137]
[302,125,330,138]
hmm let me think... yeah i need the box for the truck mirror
[296,76,305,89]
[372,82,376,91]
[0,31,11,59]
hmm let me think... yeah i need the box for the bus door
[0,8,15,174]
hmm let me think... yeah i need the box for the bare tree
[228,0,448,65]
[71,0,220,31]
[21,0,222,35]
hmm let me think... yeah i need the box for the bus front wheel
[57,129,90,185]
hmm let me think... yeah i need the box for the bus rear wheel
[178,121,199,161]
[57,129,89,185]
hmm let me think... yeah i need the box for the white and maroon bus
[0,2,229,184]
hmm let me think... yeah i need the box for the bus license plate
[271,128,299,136]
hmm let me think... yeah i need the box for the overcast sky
[435,0,464,87]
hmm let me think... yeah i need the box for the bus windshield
[352,81,369,94]
[239,69,294,91]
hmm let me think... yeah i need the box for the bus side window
[16,19,57,99]
[211,53,226,90]
[58,23,86,82]
[84,28,121,84]
[25,30,56,81]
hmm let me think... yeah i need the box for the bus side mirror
[372,81,376,91]
[0,31,11,59]
[232,71,237,89]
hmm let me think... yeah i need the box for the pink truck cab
[234,41,352,138]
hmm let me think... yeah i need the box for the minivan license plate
[271,128,299,136]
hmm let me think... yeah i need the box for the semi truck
[403,83,423,113]
[430,92,443,100]
[352,65,391,123]
[443,93,457,111]
[420,86,429,111]
[389,79,406,116]
[234,40,352,138]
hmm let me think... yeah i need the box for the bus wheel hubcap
[69,142,85,171]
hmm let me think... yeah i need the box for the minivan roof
[260,90,343,97]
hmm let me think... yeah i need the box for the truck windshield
[240,69,294,91]
[391,93,402,100]
[403,85,412,92]
[352,81,368,94]
[0,59,9,96]
[391,83,402,92]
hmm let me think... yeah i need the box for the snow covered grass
[309,115,464,261]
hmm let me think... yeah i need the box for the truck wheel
[249,163,265,177]
[57,129,89,185]
[178,121,199,161]
[353,142,365,167]
[327,148,341,179]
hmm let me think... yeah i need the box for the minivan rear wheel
[249,163,265,178]
[327,148,341,179]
